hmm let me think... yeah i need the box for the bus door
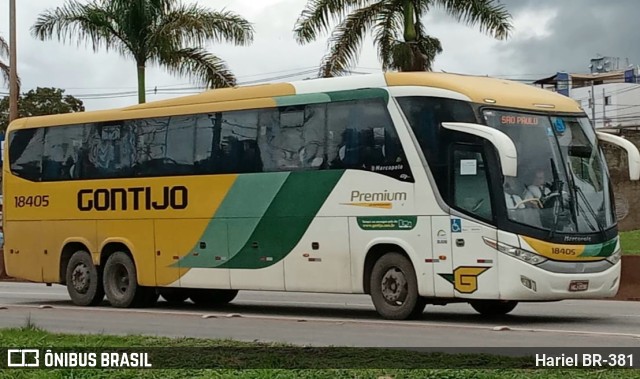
[431,215,454,298]
[448,145,499,299]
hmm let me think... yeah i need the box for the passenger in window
[331,128,360,169]
[504,176,525,209]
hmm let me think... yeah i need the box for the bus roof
[8,72,583,131]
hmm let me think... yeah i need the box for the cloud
[496,0,640,75]
[0,0,637,111]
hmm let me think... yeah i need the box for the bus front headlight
[606,249,621,265]
[483,237,548,265]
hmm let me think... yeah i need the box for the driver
[523,169,551,205]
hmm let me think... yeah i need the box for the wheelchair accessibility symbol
[451,218,462,233]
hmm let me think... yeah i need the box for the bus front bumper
[497,255,621,301]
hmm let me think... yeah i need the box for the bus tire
[159,288,189,304]
[102,251,155,308]
[65,251,104,306]
[189,289,238,306]
[369,252,426,320]
[470,300,518,316]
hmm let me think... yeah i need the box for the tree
[0,87,84,130]
[294,0,513,77]
[32,0,254,104]
[0,35,9,87]
[0,34,21,89]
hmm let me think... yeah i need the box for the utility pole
[591,80,596,127]
[602,88,607,128]
[9,0,19,123]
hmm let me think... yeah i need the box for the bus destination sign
[499,115,541,126]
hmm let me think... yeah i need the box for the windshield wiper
[573,181,606,238]
[564,160,606,237]
[547,158,564,239]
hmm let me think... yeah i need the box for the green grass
[620,230,640,255]
[0,324,636,378]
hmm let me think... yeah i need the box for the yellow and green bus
[4,72,639,320]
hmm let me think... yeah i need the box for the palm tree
[1,35,12,87]
[1,34,21,93]
[294,0,513,77]
[32,0,254,103]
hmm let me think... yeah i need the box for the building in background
[532,56,640,129]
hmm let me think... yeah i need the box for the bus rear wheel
[470,300,518,316]
[189,289,238,307]
[370,252,426,320]
[103,251,156,308]
[65,250,104,306]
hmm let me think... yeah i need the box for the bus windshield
[483,110,615,235]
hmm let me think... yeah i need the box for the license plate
[569,280,589,292]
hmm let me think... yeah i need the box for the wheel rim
[110,264,130,296]
[380,267,408,306]
[71,264,90,294]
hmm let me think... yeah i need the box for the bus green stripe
[218,170,344,269]
[580,238,618,257]
[215,173,289,218]
[274,93,331,106]
[327,88,389,103]
[273,89,389,108]
[175,173,289,269]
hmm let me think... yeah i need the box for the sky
[0,0,638,111]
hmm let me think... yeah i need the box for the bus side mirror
[441,122,518,177]
[596,131,640,181]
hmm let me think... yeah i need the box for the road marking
[0,291,373,307]
[0,291,68,297]
[2,303,639,340]
[234,299,372,307]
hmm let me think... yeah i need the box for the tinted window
[194,113,219,174]
[194,110,264,174]
[452,148,493,221]
[165,115,199,171]
[42,125,86,181]
[397,96,477,193]
[82,122,136,179]
[9,128,44,181]
[327,99,412,182]
[261,104,325,172]
[220,109,262,173]
[9,97,413,182]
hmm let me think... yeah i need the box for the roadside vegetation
[620,230,640,255]
[0,324,634,379]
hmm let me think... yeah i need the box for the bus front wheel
[103,251,156,308]
[65,251,104,306]
[189,289,238,307]
[369,252,426,320]
[470,300,518,316]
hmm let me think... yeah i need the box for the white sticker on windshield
[460,159,477,175]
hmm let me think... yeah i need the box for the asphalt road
[1,282,639,348]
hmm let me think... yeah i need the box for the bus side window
[9,128,45,182]
[219,109,261,173]
[327,99,412,182]
[451,147,493,222]
[42,125,86,181]
[259,104,325,172]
